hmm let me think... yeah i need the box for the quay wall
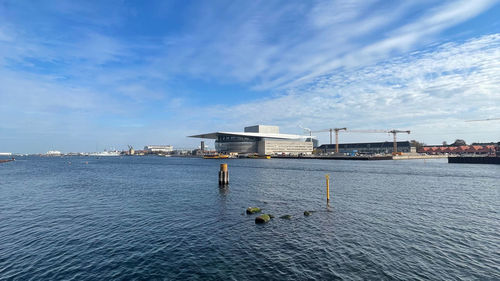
[448,156,500,164]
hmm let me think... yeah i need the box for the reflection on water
[0,156,498,280]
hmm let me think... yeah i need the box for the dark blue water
[1,157,498,280]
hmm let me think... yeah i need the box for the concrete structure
[244,125,279,134]
[189,125,314,155]
[144,145,174,153]
[318,141,412,155]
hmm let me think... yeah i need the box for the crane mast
[310,127,347,153]
[388,130,410,155]
[346,129,410,155]
[303,126,411,155]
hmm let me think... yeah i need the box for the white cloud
[1,1,499,151]
[192,34,500,145]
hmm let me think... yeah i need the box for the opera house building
[189,125,314,155]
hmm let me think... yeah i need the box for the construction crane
[299,125,348,153]
[300,126,411,154]
[346,129,411,155]
[388,130,411,155]
[298,125,313,136]
[309,128,347,153]
[465,117,500,122]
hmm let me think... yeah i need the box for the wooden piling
[219,163,229,185]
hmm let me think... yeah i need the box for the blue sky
[1,0,499,153]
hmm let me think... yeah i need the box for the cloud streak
[0,0,499,152]
[196,34,500,144]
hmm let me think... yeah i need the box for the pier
[0,158,15,163]
[448,156,500,165]
[273,155,393,160]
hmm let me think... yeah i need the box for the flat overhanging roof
[189,131,313,140]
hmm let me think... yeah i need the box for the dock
[272,155,393,160]
[448,156,500,165]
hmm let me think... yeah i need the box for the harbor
[5,130,498,164]
[1,156,498,280]
[1,1,499,280]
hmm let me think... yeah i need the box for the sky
[1,0,500,153]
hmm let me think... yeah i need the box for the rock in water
[246,207,262,214]
[255,214,271,223]
[279,215,292,219]
[304,211,312,216]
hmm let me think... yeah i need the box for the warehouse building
[318,141,412,155]
[189,125,314,155]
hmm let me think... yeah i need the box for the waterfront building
[318,141,412,155]
[419,145,496,155]
[189,125,314,155]
[144,145,174,154]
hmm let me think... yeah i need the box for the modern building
[144,145,174,154]
[189,125,314,155]
[318,141,412,155]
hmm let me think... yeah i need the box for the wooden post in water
[326,174,330,205]
[219,163,229,186]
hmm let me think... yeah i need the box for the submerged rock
[279,215,292,219]
[246,207,262,214]
[268,214,275,219]
[304,211,312,216]
[255,214,271,223]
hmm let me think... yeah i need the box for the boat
[203,154,230,159]
[247,154,271,159]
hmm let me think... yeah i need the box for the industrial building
[189,125,314,155]
[318,141,412,155]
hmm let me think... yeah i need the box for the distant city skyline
[1,0,499,153]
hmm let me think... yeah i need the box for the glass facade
[213,134,313,154]
[216,135,260,142]
[215,135,261,153]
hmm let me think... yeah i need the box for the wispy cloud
[0,0,498,152]
[194,34,500,144]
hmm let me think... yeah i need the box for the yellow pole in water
[326,174,330,204]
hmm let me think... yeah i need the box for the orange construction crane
[311,128,347,153]
[346,129,411,155]
[388,130,411,155]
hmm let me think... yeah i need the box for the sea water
[0,157,498,280]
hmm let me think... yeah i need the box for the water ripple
[0,157,499,280]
